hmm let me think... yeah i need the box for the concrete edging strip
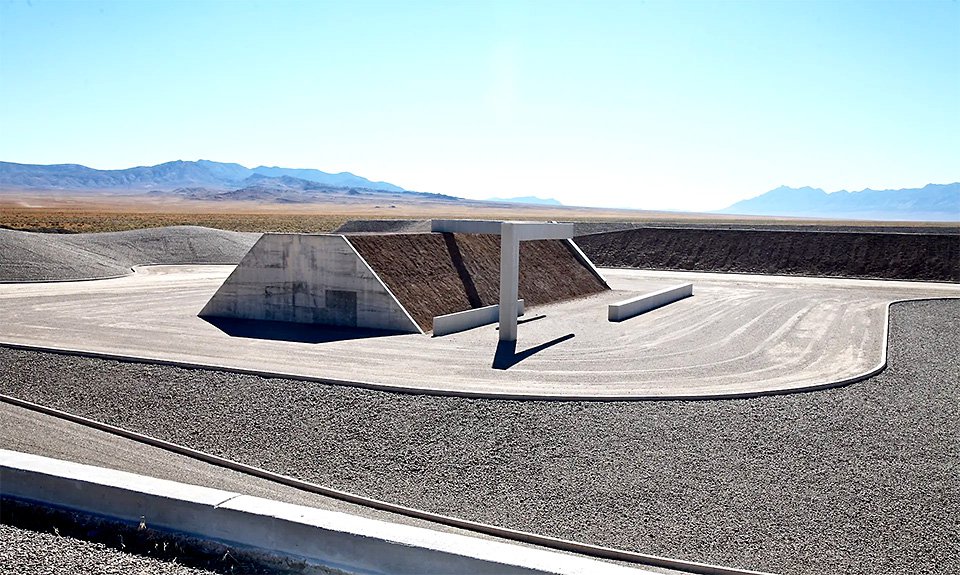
[0,395,776,575]
[608,283,694,322]
[565,238,611,289]
[433,299,525,337]
[0,449,647,575]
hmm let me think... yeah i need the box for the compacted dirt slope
[0,226,260,282]
[577,227,960,282]
[348,233,608,331]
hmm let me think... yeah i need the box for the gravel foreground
[1,299,957,575]
[0,523,220,575]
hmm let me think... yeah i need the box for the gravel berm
[0,226,260,282]
[1,300,957,575]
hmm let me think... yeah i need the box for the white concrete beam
[608,284,694,322]
[432,300,525,337]
[431,219,503,234]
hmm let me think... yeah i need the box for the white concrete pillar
[499,222,520,342]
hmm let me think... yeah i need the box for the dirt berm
[576,227,960,282]
[349,233,608,331]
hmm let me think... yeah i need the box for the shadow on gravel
[202,317,405,344]
[492,333,575,370]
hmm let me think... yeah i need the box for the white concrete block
[608,283,693,322]
[433,300,525,336]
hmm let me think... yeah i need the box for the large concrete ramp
[199,234,420,333]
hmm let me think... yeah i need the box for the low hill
[719,183,960,221]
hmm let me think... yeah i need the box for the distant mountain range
[487,195,563,206]
[161,173,458,204]
[719,183,960,221]
[0,160,406,193]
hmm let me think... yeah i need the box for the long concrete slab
[609,284,694,322]
[1,449,650,574]
[0,265,957,399]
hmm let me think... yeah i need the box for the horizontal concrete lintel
[0,449,648,575]
[433,300,525,337]
[512,222,574,241]
[431,219,574,241]
[431,219,504,235]
[608,283,694,322]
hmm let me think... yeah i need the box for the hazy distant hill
[0,160,406,193]
[488,195,563,206]
[719,183,960,221]
[165,174,458,204]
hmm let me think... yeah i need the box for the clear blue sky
[1,0,957,211]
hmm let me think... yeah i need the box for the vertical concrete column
[499,222,520,342]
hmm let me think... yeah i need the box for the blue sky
[1,0,957,211]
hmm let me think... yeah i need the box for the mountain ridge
[719,183,960,221]
[0,160,406,193]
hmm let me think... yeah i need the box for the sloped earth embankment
[0,226,260,282]
[1,299,957,575]
[577,227,960,282]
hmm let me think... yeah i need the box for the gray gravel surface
[0,523,221,575]
[1,299,957,575]
[0,226,259,281]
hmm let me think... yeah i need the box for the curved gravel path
[1,299,957,575]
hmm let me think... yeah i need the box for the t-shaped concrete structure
[431,220,575,342]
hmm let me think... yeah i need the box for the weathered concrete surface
[2,450,649,575]
[200,234,420,333]
[0,265,957,398]
[609,284,693,322]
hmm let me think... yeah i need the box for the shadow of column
[492,333,575,370]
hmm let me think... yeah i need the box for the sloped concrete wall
[200,234,420,333]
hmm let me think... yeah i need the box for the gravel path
[0,226,259,281]
[0,523,222,575]
[1,299,957,575]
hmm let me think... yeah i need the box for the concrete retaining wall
[433,300,525,336]
[1,450,647,575]
[199,234,420,333]
[608,283,693,322]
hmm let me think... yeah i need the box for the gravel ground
[1,299,957,575]
[0,523,223,575]
[0,226,259,281]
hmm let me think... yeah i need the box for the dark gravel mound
[577,227,960,282]
[0,226,260,282]
[335,219,432,234]
[1,299,957,575]
[349,233,608,330]
[572,222,960,236]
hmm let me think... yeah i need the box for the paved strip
[0,265,956,398]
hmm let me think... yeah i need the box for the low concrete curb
[433,299,525,336]
[608,283,694,322]
[1,449,649,575]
